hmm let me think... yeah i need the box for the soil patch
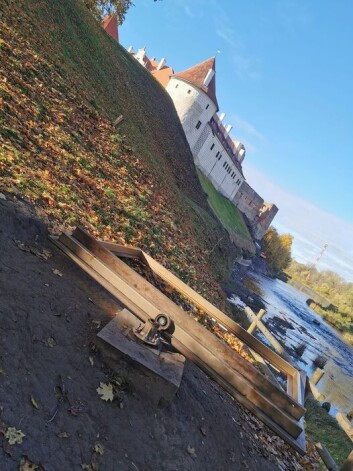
[0,197,314,470]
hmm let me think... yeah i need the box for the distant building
[127,47,278,239]
[102,14,119,42]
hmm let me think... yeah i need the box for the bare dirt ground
[0,196,311,470]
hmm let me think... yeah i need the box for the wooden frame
[50,227,307,454]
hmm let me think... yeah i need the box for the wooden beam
[311,368,325,386]
[336,413,353,442]
[52,233,304,442]
[247,309,265,335]
[71,228,304,421]
[341,450,353,471]
[99,239,299,378]
[245,307,288,359]
[315,443,339,471]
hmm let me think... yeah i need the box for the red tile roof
[152,66,174,87]
[102,15,119,42]
[172,57,218,110]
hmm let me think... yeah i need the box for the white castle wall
[166,77,217,151]
[194,124,244,200]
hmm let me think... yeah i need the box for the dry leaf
[57,431,70,438]
[0,193,6,200]
[43,336,56,347]
[89,356,94,366]
[20,457,38,471]
[187,445,197,459]
[5,427,25,445]
[93,442,104,455]
[52,268,63,276]
[96,382,114,402]
[91,320,101,329]
[30,396,39,409]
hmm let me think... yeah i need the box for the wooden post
[309,381,325,402]
[341,450,353,471]
[311,367,325,385]
[245,307,287,357]
[113,115,124,126]
[315,443,339,471]
[247,309,265,335]
[336,413,353,442]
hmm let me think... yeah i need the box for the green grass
[197,170,252,240]
[305,397,352,467]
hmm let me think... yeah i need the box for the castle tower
[102,14,119,42]
[166,57,219,151]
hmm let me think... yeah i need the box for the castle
[103,18,278,241]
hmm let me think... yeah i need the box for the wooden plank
[308,381,325,402]
[336,413,353,442]
[247,309,265,335]
[245,307,289,360]
[75,228,304,420]
[53,233,304,438]
[315,442,339,471]
[311,368,325,386]
[341,450,353,471]
[100,238,299,378]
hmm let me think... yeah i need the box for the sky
[120,0,353,281]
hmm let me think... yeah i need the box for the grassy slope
[305,397,352,466]
[0,0,241,309]
[197,170,252,241]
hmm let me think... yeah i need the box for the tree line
[286,260,353,343]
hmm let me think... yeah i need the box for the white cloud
[243,164,353,281]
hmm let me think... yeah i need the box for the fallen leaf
[57,431,70,438]
[0,193,6,200]
[52,268,63,277]
[187,445,197,459]
[93,442,104,455]
[91,320,101,329]
[30,396,39,409]
[43,336,56,347]
[200,426,207,436]
[89,356,94,366]
[96,382,114,402]
[37,249,51,260]
[20,457,38,471]
[5,427,25,445]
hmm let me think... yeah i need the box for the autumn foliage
[261,227,293,275]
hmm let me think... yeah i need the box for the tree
[83,0,160,24]
[83,0,134,24]
[261,227,293,275]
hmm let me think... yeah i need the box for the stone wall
[232,181,264,223]
[252,203,279,240]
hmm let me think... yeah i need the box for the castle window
[218,154,222,160]
[187,89,191,94]
[206,104,209,109]
[195,121,202,130]
[223,162,226,168]
[210,143,215,150]
[216,151,220,158]
[175,84,179,88]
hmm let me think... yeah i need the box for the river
[228,272,353,417]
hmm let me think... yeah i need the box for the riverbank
[226,268,353,467]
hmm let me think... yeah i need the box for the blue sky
[120,0,353,281]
